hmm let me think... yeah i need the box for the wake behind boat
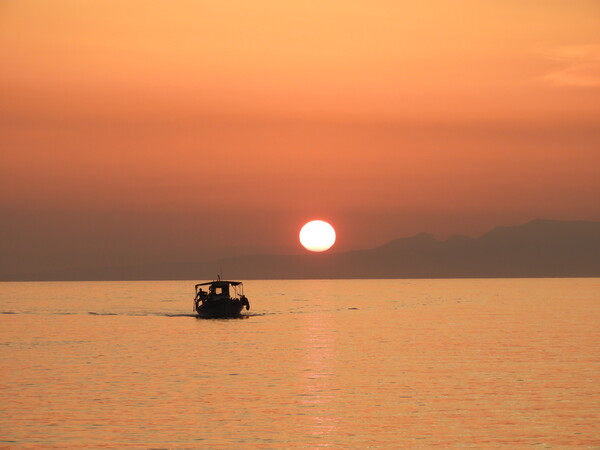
[194,278,250,318]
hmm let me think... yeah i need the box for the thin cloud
[539,44,600,87]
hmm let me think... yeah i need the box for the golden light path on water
[298,281,339,439]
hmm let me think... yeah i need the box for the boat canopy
[195,280,242,289]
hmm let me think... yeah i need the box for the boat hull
[196,299,245,318]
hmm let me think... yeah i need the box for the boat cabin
[195,280,244,300]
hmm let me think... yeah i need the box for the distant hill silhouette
[5,219,600,281]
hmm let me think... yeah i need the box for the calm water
[1,279,599,448]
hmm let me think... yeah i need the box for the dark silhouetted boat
[193,277,250,318]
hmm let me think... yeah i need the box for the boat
[193,277,250,318]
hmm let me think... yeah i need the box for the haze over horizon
[1,1,599,276]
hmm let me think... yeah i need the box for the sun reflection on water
[299,312,340,444]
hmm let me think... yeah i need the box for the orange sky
[1,1,599,275]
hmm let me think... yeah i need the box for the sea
[0,278,598,448]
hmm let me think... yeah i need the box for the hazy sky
[1,1,599,276]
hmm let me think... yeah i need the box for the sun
[299,220,336,252]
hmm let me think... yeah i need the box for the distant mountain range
[5,219,600,281]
